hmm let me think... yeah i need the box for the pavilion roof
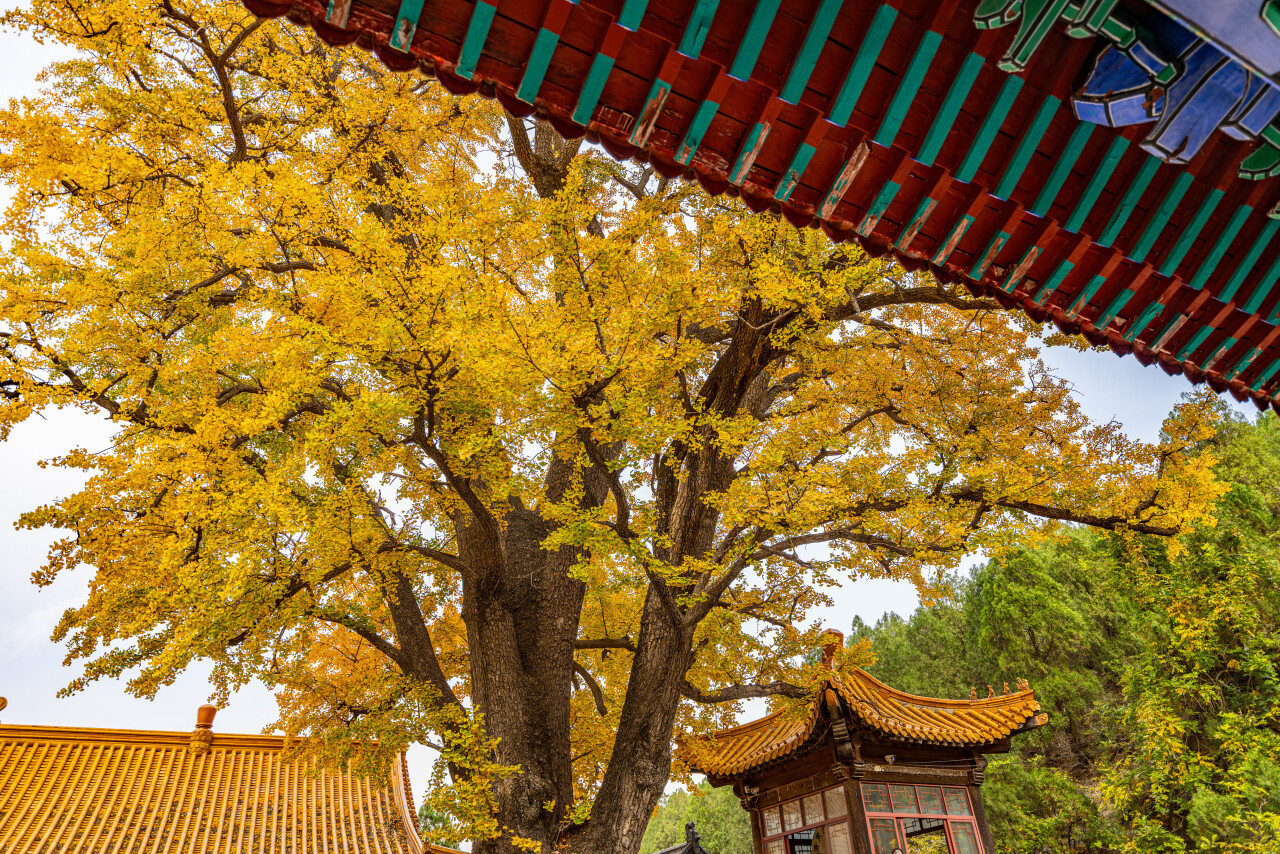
[0,721,454,854]
[678,668,1044,778]
[239,0,1280,413]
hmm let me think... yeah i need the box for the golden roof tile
[680,668,1044,777]
[0,723,451,854]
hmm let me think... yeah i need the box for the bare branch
[574,636,637,652]
[680,678,808,704]
[574,662,609,716]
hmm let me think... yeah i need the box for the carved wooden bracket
[969,753,988,785]
[824,688,860,764]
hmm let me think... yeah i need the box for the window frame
[859,782,985,854]
[757,784,853,854]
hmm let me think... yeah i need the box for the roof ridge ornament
[820,629,844,669]
[189,704,216,756]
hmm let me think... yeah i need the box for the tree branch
[574,636,637,652]
[950,487,1179,537]
[828,284,1000,321]
[226,561,354,646]
[399,543,471,576]
[573,662,609,716]
[679,678,808,704]
[315,611,406,667]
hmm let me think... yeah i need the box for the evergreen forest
[641,408,1280,854]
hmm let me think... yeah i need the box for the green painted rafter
[993,95,1060,199]
[1194,205,1254,296]
[571,0,649,125]
[1097,155,1161,247]
[1129,172,1195,263]
[456,1,498,80]
[1221,219,1280,307]
[1160,189,1224,277]
[1030,121,1094,216]
[516,0,578,104]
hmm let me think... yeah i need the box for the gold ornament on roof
[188,704,217,756]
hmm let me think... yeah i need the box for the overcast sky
[0,7,1261,799]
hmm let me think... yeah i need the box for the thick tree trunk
[456,501,583,854]
[572,587,694,854]
[456,510,699,854]
[447,118,771,854]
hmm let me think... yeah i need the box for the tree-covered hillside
[639,783,754,854]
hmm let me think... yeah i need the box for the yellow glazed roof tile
[0,723,453,854]
[680,668,1044,777]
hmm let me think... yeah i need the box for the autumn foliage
[0,2,1224,853]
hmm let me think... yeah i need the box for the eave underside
[238,0,1280,411]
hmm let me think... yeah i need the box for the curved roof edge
[678,669,1044,778]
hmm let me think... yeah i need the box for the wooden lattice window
[758,785,854,854]
[860,783,983,854]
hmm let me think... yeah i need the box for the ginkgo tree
[0,2,1224,853]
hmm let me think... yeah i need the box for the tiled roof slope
[682,669,1043,777]
[680,704,822,779]
[238,0,1280,413]
[0,723,442,854]
[836,668,1041,747]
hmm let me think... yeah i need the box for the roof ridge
[0,723,285,748]
[839,668,1035,708]
[0,723,391,751]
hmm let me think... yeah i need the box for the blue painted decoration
[980,0,1280,211]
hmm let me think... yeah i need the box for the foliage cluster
[851,410,1280,853]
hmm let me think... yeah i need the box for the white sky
[0,5,1260,801]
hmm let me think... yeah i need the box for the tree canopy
[0,2,1224,852]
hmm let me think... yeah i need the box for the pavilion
[678,636,1046,854]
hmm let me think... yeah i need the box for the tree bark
[456,497,588,854]
[572,589,695,854]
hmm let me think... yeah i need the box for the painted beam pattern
[242,0,1280,413]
